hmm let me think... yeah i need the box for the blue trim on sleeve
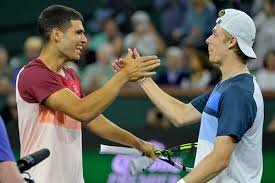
[206,91,221,112]
[191,91,212,113]
[204,107,218,117]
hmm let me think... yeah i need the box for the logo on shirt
[72,84,80,95]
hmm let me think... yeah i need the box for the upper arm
[43,88,86,122]
[176,103,201,126]
[175,91,213,126]
[210,136,237,166]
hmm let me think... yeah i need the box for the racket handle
[100,145,142,156]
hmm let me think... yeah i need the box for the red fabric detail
[18,59,83,103]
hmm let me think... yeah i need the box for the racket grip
[100,145,143,156]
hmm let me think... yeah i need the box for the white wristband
[177,178,186,183]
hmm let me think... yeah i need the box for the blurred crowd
[1,0,275,131]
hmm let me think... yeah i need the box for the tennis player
[16,5,159,183]
[114,9,264,183]
[0,115,24,182]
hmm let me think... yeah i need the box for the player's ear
[51,28,63,43]
[228,36,237,49]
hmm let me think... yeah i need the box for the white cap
[216,9,256,59]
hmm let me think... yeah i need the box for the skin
[37,19,161,158]
[114,24,250,182]
[0,161,24,183]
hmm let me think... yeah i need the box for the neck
[220,54,249,81]
[38,43,66,73]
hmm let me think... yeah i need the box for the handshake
[112,48,160,82]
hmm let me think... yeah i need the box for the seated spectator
[101,0,133,33]
[81,44,115,93]
[256,50,275,90]
[250,0,275,70]
[181,50,212,89]
[156,46,189,86]
[89,18,123,58]
[10,36,42,85]
[7,92,18,124]
[86,8,113,34]
[153,0,188,45]
[178,0,216,49]
[0,45,13,96]
[124,11,166,56]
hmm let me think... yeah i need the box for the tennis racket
[100,142,197,173]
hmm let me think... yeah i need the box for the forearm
[78,72,128,121]
[140,78,194,126]
[86,115,144,150]
[184,153,228,183]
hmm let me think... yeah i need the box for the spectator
[250,0,275,70]
[10,36,42,85]
[153,0,188,45]
[103,0,133,33]
[156,46,189,85]
[7,92,18,123]
[89,18,123,58]
[81,44,115,93]
[181,51,212,89]
[256,50,275,90]
[179,0,216,48]
[0,45,12,96]
[124,10,166,56]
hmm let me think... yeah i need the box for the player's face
[58,20,87,61]
[206,25,228,64]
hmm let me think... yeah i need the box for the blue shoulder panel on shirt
[206,91,221,112]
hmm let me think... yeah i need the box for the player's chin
[71,54,81,61]
[209,56,218,64]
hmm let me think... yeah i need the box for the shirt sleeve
[0,116,14,162]
[191,91,212,113]
[18,67,65,103]
[217,88,257,142]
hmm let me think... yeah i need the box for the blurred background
[0,0,275,182]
